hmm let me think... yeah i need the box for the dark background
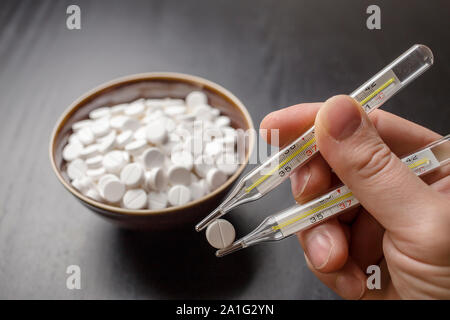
[0,0,448,299]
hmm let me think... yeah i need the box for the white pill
[125,139,148,156]
[110,103,127,115]
[145,99,165,109]
[143,109,164,123]
[103,150,128,174]
[97,130,116,153]
[121,117,141,132]
[67,158,87,180]
[85,155,103,169]
[195,105,214,121]
[63,141,84,162]
[210,108,220,117]
[109,115,128,130]
[167,185,191,207]
[145,167,167,191]
[98,174,119,189]
[171,150,194,171]
[167,165,191,186]
[204,141,223,158]
[186,91,207,108]
[216,153,238,175]
[89,107,111,120]
[77,127,95,145]
[122,189,147,209]
[85,187,103,202]
[148,191,168,210]
[206,168,227,191]
[72,119,93,132]
[86,167,105,180]
[183,135,203,156]
[194,154,215,178]
[116,130,134,148]
[133,126,147,140]
[163,98,185,107]
[125,100,145,118]
[215,115,231,127]
[69,134,82,145]
[165,105,186,117]
[146,121,167,145]
[162,117,176,132]
[190,181,205,200]
[101,179,125,203]
[80,144,100,159]
[205,219,236,249]
[91,119,110,137]
[142,147,165,169]
[120,163,144,188]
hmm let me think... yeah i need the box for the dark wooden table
[0,0,448,299]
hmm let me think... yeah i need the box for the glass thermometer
[196,44,434,232]
[216,135,450,257]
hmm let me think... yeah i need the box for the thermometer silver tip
[216,241,244,257]
[195,208,224,232]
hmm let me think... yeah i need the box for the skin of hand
[260,95,450,299]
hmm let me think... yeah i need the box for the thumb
[314,95,439,232]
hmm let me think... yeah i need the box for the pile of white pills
[63,91,240,210]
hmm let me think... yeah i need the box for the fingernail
[321,95,362,141]
[290,165,311,199]
[304,231,333,270]
[336,273,364,300]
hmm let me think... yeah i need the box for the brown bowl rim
[49,72,255,216]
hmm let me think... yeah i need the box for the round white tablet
[77,127,95,145]
[101,179,125,203]
[194,154,215,178]
[122,189,147,209]
[89,107,111,120]
[142,147,165,169]
[67,158,87,180]
[168,165,191,186]
[215,115,231,128]
[125,101,145,118]
[204,141,223,158]
[103,150,128,174]
[124,139,148,156]
[121,118,141,132]
[205,219,236,249]
[183,135,203,156]
[120,163,144,188]
[63,142,84,162]
[206,168,227,191]
[91,119,110,137]
[171,150,194,171]
[85,155,103,169]
[80,144,100,159]
[145,167,167,191]
[190,181,205,200]
[146,121,167,145]
[148,191,168,210]
[186,91,207,108]
[168,185,191,207]
[86,167,105,180]
[72,119,93,132]
[97,130,116,153]
[110,104,127,115]
[85,188,103,202]
[115,130,133,148]
[215,153,238,175]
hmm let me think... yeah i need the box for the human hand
[260,95,450,299]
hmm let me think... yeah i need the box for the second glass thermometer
[196,44,434,232]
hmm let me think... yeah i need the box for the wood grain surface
[0,0,448,299]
